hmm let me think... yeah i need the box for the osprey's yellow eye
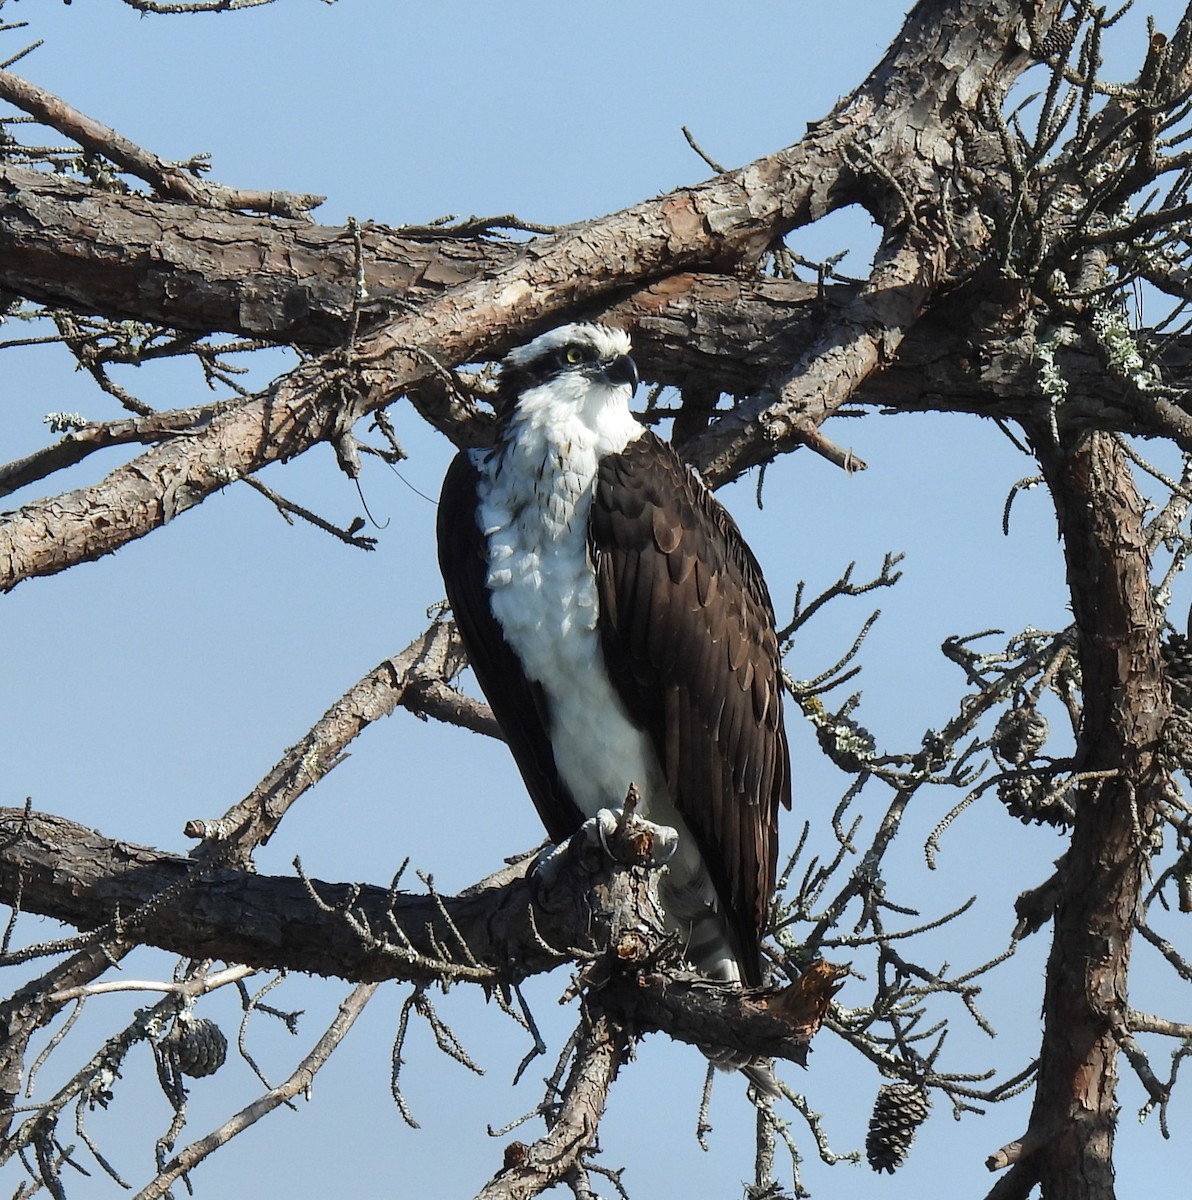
[564,346,585,365]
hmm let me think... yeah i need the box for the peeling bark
[1017,430,1169,1199]
[0,165,509,346]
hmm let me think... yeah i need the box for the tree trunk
[1022,430,1168,1199]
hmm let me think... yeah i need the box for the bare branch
[0,401,235,498]
[185,614,484,857]
[135,982,378,1200]
[0,69,322,215]
[475,999,623,1200]
[685,235,946,487]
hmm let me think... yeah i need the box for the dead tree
[1,2,1192,1198]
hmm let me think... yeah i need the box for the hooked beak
[601,353,639,394]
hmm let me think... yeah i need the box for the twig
[397,212,562,239]
[0,68,321,215]
[780,553,903,643]
[1136,919,1192,981]
[237,472,378,549]
[48,964,254,1004]
[1002,476,1045,536]
[133,982,379,1200]
[186,615,479,856]
[1127,1008,1192,1038]
[796,423,868,473]
[680,125,728,174]
[1111,1016,1170,1114]
[0,403,235,498]
[123,0,276,10]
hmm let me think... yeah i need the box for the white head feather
[502,323,631,370]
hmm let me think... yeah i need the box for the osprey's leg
[593,803,680,867]
[530,811,782,1100]
[533,802,679,888]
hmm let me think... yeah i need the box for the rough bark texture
[1022,431,1168,1198]
[0,0,1058,589]
[0,806,819,1067]
[0,165,507,346]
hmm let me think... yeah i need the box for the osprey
[437,323,790,988]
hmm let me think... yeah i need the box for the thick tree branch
[476,1000,624,1200]
[0,164,510,345]
[0,808,819,1068]
[0,0,1058,593]
[684,233,946,485]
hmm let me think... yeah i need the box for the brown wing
[436,450,583,843]
[590,432,791,985]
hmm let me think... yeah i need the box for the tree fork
[1012,430,1169,1199]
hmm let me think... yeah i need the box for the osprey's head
[495,323,638,415]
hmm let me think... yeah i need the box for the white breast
[474,375,730,977]
[474,376,654,819]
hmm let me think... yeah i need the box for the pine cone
[1160,709,1192,770]
[866,1082,931,1173]
[1035,19,1078,59]
[1162,633,1192,711]
[997,774,1074,827]
[164,1015,228,1078]
[993,706,1048,765]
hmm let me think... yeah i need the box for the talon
[648,823,679,866]
[596,806,678,868]
[594,809,619,859]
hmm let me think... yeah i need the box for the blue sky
[1,2,1189,1197]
